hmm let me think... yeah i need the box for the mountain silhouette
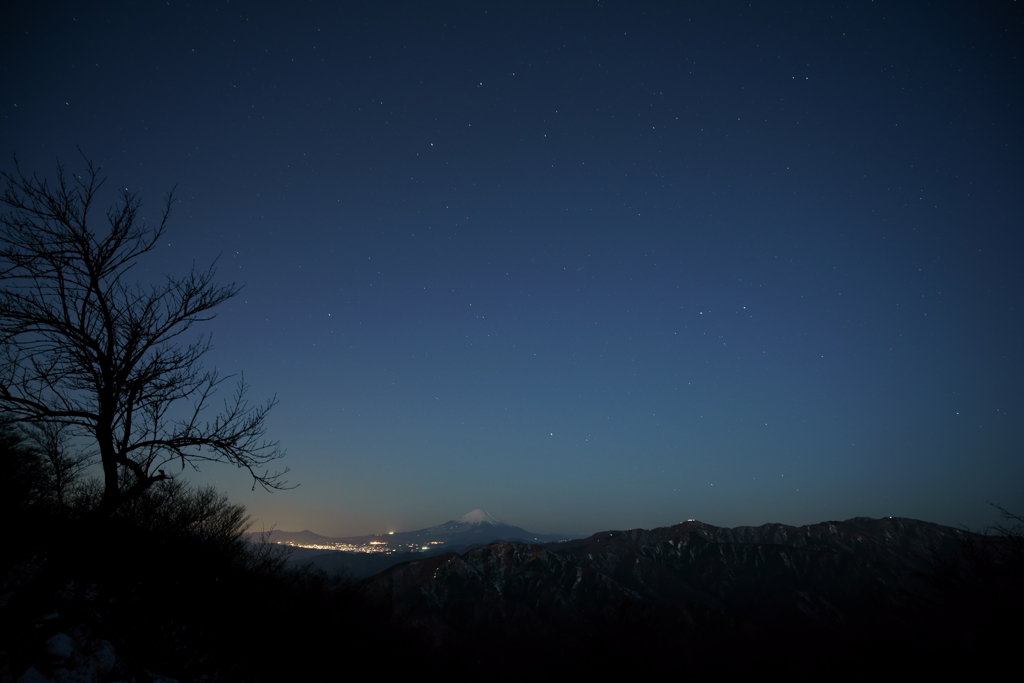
[361,516,987,672]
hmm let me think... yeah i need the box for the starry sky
[2,1,1022,536]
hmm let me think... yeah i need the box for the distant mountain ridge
[361,516,985,670]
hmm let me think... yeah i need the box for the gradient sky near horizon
[2,1,1022,536]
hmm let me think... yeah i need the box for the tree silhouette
[0,155,287,516]
[21,420,95,510]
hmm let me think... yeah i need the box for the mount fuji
[456,509,502,525]
[409,509,574,546]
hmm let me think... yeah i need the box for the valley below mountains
[248,512,1019,673]
[250,509,581,579]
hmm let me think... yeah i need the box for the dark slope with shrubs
[2,489,428,682]
[0,428,426,682]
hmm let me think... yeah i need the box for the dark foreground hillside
[363,516,1022,676]
[0,483,428,682]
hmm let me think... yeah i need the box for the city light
[273,538,447,554]
[276,541,393,553]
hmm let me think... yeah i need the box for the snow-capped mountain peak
[458,509,503,526]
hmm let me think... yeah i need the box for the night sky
[2,1,1022,536]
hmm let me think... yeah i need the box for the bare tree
[0,155,287,516]
[21,420,94,510]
